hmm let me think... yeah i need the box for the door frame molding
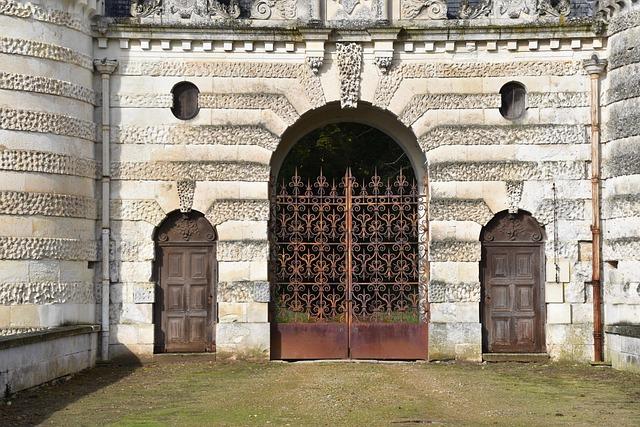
[153,210,217,354]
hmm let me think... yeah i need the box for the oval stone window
[171,81,199,120]
[499,82,527,120]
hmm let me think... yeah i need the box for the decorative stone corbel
[306,56,324,75]
[177,180,196,213]
[374,56,393,74]
[506,181,524,214]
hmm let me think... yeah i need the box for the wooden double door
[155,212,217,353]
[481,212,546,354]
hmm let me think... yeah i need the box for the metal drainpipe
[94,59,118,361]
[583,54,607,363]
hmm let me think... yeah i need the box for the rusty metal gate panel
[270,169,428,360]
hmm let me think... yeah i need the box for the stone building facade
[0,0,639,387]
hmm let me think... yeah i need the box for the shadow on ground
[0,357,143,426]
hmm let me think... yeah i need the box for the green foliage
[278,122,414,185]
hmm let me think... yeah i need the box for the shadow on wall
[0,359,142,426]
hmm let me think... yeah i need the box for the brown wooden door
[483,244,544,353]
[159,246,215,352]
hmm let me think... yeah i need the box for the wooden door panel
[189,284,207,310]
[167,317,185,342]
[167,285,184,310]
[483,244,544,353]
[167,253,184,278]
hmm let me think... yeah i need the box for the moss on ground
[1,357,639,426]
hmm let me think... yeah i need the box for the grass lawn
[1,356,639,426]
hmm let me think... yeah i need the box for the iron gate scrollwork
[270,168,429,360]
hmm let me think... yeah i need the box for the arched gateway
[269,103,429,360]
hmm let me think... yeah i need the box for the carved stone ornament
[505,180,524,214]
[306,56,324,75]
[374,56,393,74]
[130,0,162,17]
[481,211,545,243]
[458,0,492,18]
[495,0,538,18]
[251,0,276,19]
[167,0,207,19]
[402,0,448,19]
[177,180,196,213]
[157,211,216,244]
[336,43,363,109]
[538,0,570,17]
[336,0,362,14]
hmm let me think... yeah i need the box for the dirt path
[1,357,639,426]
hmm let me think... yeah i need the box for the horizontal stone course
[430,240,481,262]
[430,160,586,182]
[429,198,494,225]
[217,280,270,303]
[0,149,97,178]
[0,71,95,104]
[0,191,96,218]
[110,200,166,225]
[0,36,92,69]
[218,241,269,262]
[206,199,269,226]
[419,125,586,152]
[0,0,88,32]
[0,237,97,261]
[0,108,96,141]
[0,281,94,304]
[111,161,269,181]
[428,281,481,303]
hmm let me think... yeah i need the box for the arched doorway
[480,210,546,354]
[270,117,428,360]
[154,210,217,353]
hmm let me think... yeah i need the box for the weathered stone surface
[428,321,481,361]
[0,108,95,140]
[375,61,584,107]
[0,281,93,304]
[0,0,88,32]
[428,281,480,303]
[604,194,640,219]
[0,71,94,104]
[0,149,97,178]
[430,161,586,182]
[430,240,481,262]
[401,94,499,125]
[419,125,586,152]
[218,241,269,261]
[429,198,494,224]
[133,283,155,304]
[111,161,269,181]
[0,237,97,261]
[216,322,269,356]
[533,199,585,224]
[603,142,640,178]
[198,93,299,125]
[0,36,92,69]
[0,191,96,218]
[113,125,279,151]
[606,65,640,105]
[336,43,362,109]
[604,238,640,261]
[205,199,269,226]
[217,280,270,303]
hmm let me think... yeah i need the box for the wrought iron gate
[270,169,429,360]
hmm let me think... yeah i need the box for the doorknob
[208,294,213,305]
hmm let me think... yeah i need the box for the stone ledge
[483,353,550,362]
[0,324,99,350]
[605,324,640,339]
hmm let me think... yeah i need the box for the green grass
[2,358,640,426]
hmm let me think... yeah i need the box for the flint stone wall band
[205,199,269,226]
[374,60,585,108]
[110,200,166,225]
[430,160,587,182]
[0,237,97,261]
[0,191,96,219]
[0,0,88,32]
[429,198,494,224]
[112,125,279,150]
[0,281,94,305]
[0,108,96,141]
[0,72,95,104]
[428,281,481,303]
[119,61,325,108]
[0,149,98,178]
[111,161,270,181]
[217,281,270,303]
[419,124,587,151]
[218,241,269,261]
[0,37,93,69]
[430,240,481,262]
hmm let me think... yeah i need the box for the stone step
[483,353,550,363]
